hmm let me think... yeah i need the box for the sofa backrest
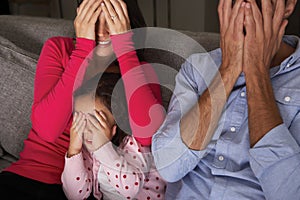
[0,15,220,161]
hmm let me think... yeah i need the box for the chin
[95,44,114,57]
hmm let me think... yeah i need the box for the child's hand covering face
[83,110,117,152]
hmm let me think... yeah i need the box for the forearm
[181,64,240,150]
[245,67,283,147]
[111,32,165,145]
[31,38,95,142]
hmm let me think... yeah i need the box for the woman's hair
[74,73,130,147]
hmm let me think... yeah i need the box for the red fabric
[111,32,165,146]
[5,37,95,184]
[5,32,164,184]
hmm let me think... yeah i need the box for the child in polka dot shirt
[61,71,166,200]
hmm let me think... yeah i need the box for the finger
[223,0,234,30]
[74,113,86,130]
[103,0,119,20]
[72,112,78,123]
[86,114,103,130]
[73,112,83,127]
[101,2,114,26]
[94,110,109,129]
[228,0,245,31]
[118,0,129,19]
[218,0,225,32]
[248,0,263,36]
[244,2,256,37]
[278,19,288,42]
[82,0,102,23]
[234,2,245,35]
[76,118,87,138]
[273,0,286,33]
[77,0,90,15]
[90,6,102,24]
[110,0,126,21]
[261,0,273,36]
[77,0,96,20]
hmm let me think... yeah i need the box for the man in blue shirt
[152,0,300,199]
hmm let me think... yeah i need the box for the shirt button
[240,92,246,97]
[284,96,291,102]
[230,127,236,132]
[218,155,224,161]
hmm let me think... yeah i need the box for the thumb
[278,19,288,39]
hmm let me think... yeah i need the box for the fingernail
[101,2,105,6]
[242,2,245,7]
[246,3,250,8]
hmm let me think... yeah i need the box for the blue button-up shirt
[152,35,300,200]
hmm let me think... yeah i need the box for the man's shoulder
[179,48,222,81]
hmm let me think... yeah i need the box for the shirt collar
[271,35,300,78]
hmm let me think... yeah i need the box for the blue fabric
[152,35,300,200]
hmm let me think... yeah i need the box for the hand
[74,0,102,40]
[218,0,245,74]
[84,110,117,152]
[243,0,288,74]
[101,0,131,35]
[68,112,86,157]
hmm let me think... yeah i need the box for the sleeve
[151,58,208,183]
[31,37,95,142]
[110,32,165,146]
[249,113,300,200]
[61,150,94,200]
[93,137,149,198]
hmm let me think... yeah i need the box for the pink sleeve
[31,37,95,142]
[61,151,93,200]
[110,32,166,146]
[93,137,150,198]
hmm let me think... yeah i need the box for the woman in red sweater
[0,0,165,199]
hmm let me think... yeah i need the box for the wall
[7,0,300,35]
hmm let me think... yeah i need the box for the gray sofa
[0,15,220,172]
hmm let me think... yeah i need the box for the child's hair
[74,72,130,147]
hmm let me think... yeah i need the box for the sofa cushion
[0,36,37,159]
[143,30,220,108]
[0,15,74,55]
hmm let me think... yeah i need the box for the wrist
[67,147,81,158]
[110,31,135,57]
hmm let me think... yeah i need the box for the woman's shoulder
[43,36,75,55]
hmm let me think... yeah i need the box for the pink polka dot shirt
[61,136,166,200]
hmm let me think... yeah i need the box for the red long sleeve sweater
[5,32,165,184]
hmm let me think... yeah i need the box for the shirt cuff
[75,38,96,57]
[110,31,135,58]
[249,124,300,178]
[64,152,86,171]
[93,142,120,167]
